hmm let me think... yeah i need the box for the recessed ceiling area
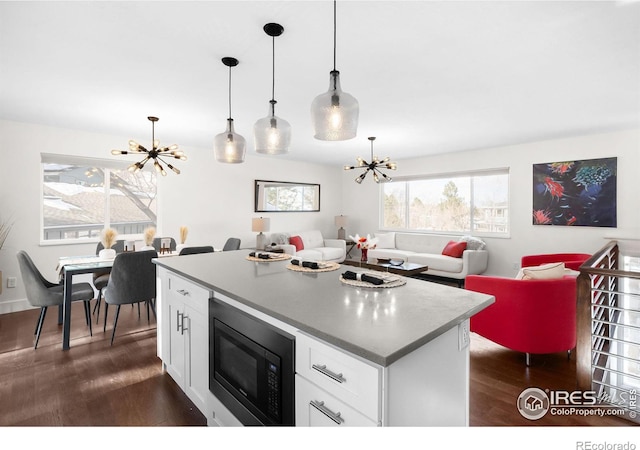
[1,1,638,166]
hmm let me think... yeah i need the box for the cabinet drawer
[168,273,209,315]
[295,375,378,427]
[295,332,381,421]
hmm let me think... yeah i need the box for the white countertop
[154,250,494,366]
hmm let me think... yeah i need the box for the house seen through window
[41,154,157,242]
[381,169,509,236]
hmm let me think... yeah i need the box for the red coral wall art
[532,157,617,227]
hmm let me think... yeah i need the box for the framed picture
[254,180,320,212]
[532,157,617,227]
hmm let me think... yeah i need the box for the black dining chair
[222,238,241,251]
[102,250,157,345]
[92,240,125,323]
[17,250,95,349]
[179,246,214,255]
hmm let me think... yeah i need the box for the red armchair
[521,253,591,271]
[465,255,584,365]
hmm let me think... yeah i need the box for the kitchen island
[154,250,494,427]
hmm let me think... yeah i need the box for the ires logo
[548,390,598,406]
[517,387,636,420]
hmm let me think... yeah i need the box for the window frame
[40,153,158,246]
[379,168,510,238]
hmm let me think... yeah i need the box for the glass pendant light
[214,57,246,164]
[254,23,291,155]
[311,0,359,141]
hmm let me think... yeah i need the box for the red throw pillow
[289,235,304,252]
[442,241,467,258]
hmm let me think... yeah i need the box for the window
[381,169,509,236]
[41,154,157,242]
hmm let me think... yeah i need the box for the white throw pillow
[374,232,395,249]
[521,262,566,280]
[458,235,486,250]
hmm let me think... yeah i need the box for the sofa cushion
[408,253,464,274]
[374,232,395,249]
[520,262,566,280]
[442,241,467,258]
[458,235,486,250]
[270,232,290,246]
[289,235,304,252]
[296,249,323,261]
[317,247,345,261]
[299,230,325,249]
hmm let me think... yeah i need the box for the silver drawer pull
[310,400,344,425]
[312,364,346,383]
[176,310,183,333]
[176,289,190,297]
[181,315,188,335]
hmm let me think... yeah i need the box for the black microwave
[209,299,295,426]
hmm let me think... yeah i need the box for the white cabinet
[295,375,377,427]
[295,331,382,426]
[295,322,470,427]
[158,269,210,415]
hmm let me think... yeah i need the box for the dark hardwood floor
[0,302,205,426]
[0,301,634,428]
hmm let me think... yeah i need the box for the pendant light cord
[271,35,276,102]
[228,65,232,120]
[333,0,337,71]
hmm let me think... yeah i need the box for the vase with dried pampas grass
[99,228,118,259]
[176,225,189,253]
[141,227,156,250]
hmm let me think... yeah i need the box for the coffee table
[342,259,428,276]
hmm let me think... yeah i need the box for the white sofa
[367,232,488,285]
[269,230,346,263]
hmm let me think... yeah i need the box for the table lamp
[252,217,271,250]
[335,215,348,240]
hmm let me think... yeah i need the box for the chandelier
[111,116,186,175]
[344,137,397,184]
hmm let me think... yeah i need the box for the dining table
[56,251,180,349]
[56,255,115,350]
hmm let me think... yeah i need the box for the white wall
[341,129,640,277]
[0,120,344,313]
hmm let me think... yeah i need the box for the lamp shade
[335,215,348,227]
[311,70,359,141]
[252,217,270,233]
[214,118,246,164]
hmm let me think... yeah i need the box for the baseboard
[0,298,34,315]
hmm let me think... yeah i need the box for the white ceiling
[1,1,639,166]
